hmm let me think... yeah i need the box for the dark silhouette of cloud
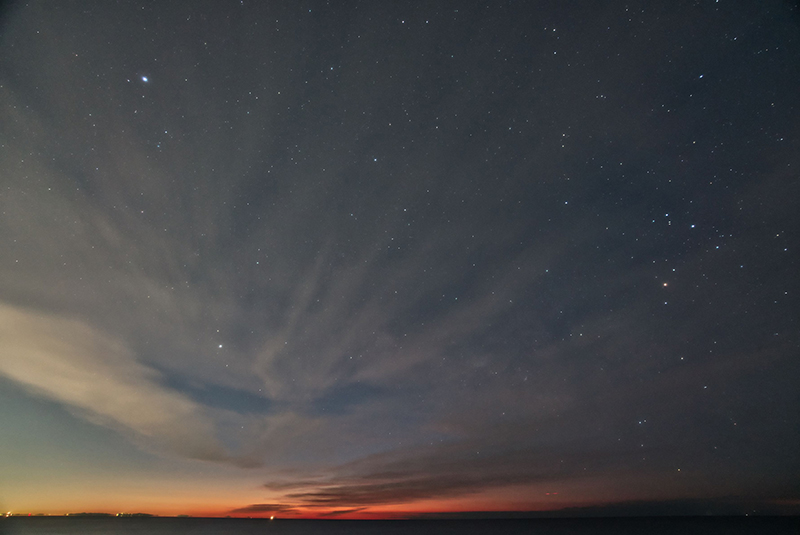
[228,503,299,515]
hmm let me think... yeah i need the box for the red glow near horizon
[206,499,577,520]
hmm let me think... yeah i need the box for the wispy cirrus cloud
[0,303,256,466]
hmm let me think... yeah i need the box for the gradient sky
[1,0,799,519]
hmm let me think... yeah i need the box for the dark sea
[2,517,799,535]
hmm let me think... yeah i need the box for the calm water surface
[3,517,798,535]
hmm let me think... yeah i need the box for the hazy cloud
[0,304,250,465]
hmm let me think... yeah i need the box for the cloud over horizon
[0,303,254,465]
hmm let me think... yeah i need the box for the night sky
[1,0,799,519]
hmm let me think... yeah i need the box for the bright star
[141,76,149,83]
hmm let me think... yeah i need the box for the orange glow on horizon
[4,476,678,520]
[3,490,596,520]
[191,498,580,520]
